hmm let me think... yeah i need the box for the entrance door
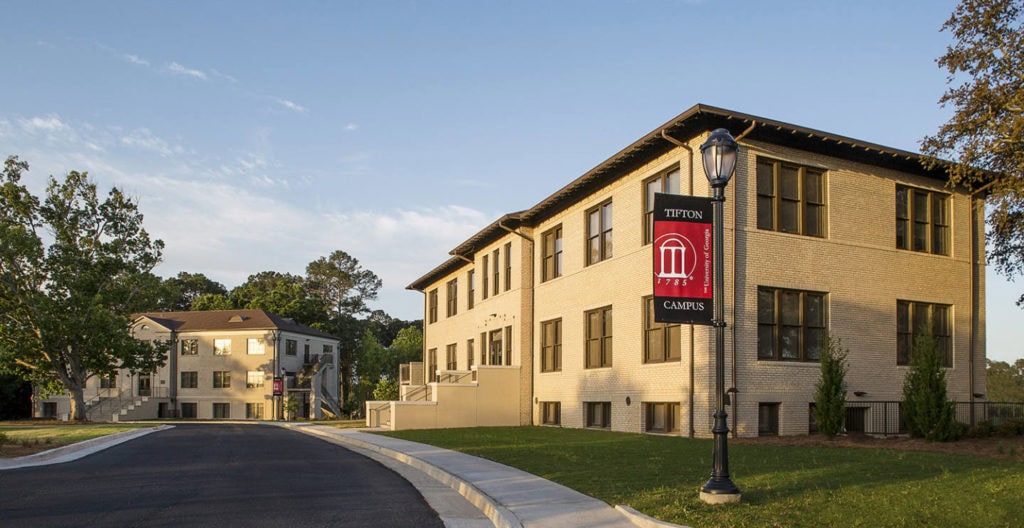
[489,330,503,365]
[138,373,152,397]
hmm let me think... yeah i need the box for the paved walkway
[281,424,682,528]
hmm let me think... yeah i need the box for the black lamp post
[699,128,741,504]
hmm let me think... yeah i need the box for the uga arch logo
[654,232,698,283]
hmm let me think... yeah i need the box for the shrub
[902,335,960,441]
[813,335,848,439]
[372,378,399,401]
[0,432,7,445]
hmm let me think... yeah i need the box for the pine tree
[814,335,848,438]
[902,335,960,441]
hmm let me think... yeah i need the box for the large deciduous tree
[986,358,1024,401]
[229,271,327,327]
[159,271,228,311]
[0,156,169,420]
[306,250,382,409]
[922,0,1024,301]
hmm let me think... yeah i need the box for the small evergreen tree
[902,335,959,441]
[814,335,848,438]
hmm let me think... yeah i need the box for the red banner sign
[273,378,283,396]
[653,193,714,325]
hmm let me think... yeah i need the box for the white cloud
[19,115,69,133]
[120,128,183,157]
[344,123,358,131]
[124,54,150,66]
[209,69,238,83]
[275,98,308,113]
[167,61,208,80]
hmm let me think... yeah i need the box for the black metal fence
[841,401,1024,437]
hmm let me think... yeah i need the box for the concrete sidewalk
[281,424,684,528]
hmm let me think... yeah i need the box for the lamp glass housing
[700,128,738,188]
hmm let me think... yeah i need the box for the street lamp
[699,128,741,504]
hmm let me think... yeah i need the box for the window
[247,338,265,355]
[586,200,613,265]
[504,326,513,366]
[897,300,952,366]
[540,319,562,372]
[181,371,198,389]
[446,343,457,371]
[181,338,198,356]
[427,348,437,383]
[488,329,503,365]
[585,306,613,368]
[285,339,297,356]
[896,185,950,255]
[645,402,680,433]
[213,371,231,389]
[467,269,475,309]
[446,279,458,317]
[759,403,780,436]
[492,248,500,296]
[541,225,563,282]
[585,402,612,429]
[246,403,264,420]
[428,289,438,323]
[213,403,231,419]
[180,402,197,419]
[467,339,475,369]
[757,287,826,362]
[246,371,264,389]
[644,167,681,244]
[303,343,310,363]
[541,402,561,425]
[214,339,231,356]
[756,157,826,237]
[644,297,680,363]
[482,255,489,300]
[504,243,512,291]
[99,374,117,389]
[322,345,333,364]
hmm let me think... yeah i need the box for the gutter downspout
[169,330,177,415]
[499,221,536,425]
[663,129,697,438]
[967,180,993,424]
[729,121,756,437]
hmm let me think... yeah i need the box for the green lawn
[0,423,148,452]
[384,427,1023,528]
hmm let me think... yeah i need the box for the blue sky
[1,1,1020,363]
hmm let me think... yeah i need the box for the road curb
[0,425,174,470]
[615,505,692,528]
[279,424,522,528]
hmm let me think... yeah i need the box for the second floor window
[214,339,231,356]
[493,248,500,296]
[541,318,562,372]
[446,279,458,317]
[482,255,489,300]
[504,243,512,291]
[428,289,438,323]
[467,269,475,309]
[541,225,563,282]
[247,338,265,355]
[285,339,297,356]
[180,371,198,389]
[181,338,198,356]
[896,186,950,255]
[585,306,613,368]
[586,200,613,265]
[246,371,264,389]
[757,287,826,362]
[757,157,826,237]
[213,371,231,388]
[644,167,681,244]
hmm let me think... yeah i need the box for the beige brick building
[373,104,986,437]
[35,309,341,422]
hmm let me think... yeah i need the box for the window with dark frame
[489,329,503,365]
[586,200,613,265]
[644,296,680,363]
[896,185,950,255]
[213,371,231,389]
[181,371,198,389]
[467,269,475,309]
[492,248,500,296]
[541,402,561,425]
[99,374,117,389]
[897,300,952,366]
[504,242,512,291]
[213,403,230,419]
[446,343,457,371]
[427,348,438,382]
[540,318,562,372]
[756,157,826,237]
[180,402,197,418]
[246,403,264,420]
[585,401,612,429]
[759,403,780,436]
[541,225,563,282]
[467,339,474,369]
[585,306,613,368]
[757,287,826,362]
[504,326,512,366]
[446,279,458,317]
[644,167,681,244]
[181,338,199,356]
[428,288,438,324]
[644,402,680,433]
[482,255,489,299]
[285,339,297,356]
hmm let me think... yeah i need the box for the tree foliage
[813,335,848,439]
[0,156,169,420]
[190,292,234,311]
[229,271,327,327]
[902,335,960,441]
[922,0,1024,301]
[986,358,1024,401]
[159,271,227,311]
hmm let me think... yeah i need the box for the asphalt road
[0,424,444,528]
